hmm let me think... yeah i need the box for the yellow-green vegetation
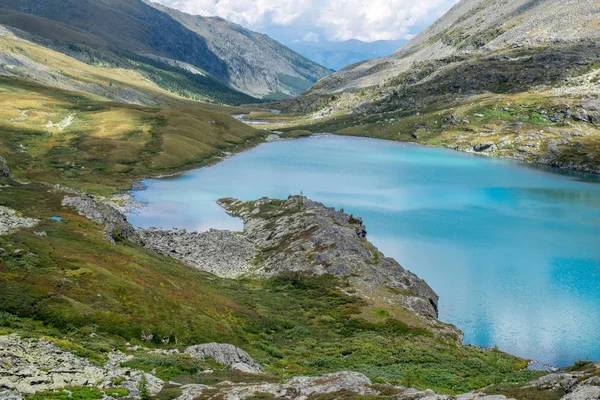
[27,387,129,400]
[0,77,265,195]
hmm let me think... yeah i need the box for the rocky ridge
[61,195,137,244]
[219,196,441,320]
[59,193,460,338]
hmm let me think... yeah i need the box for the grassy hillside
[0,77,264,195]
[0,13,258,105]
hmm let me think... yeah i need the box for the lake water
[128,135,600,367]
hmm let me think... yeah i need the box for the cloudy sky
[154,0,460,44]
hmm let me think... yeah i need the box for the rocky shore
[219,196,442,320]
[135,228,257,278]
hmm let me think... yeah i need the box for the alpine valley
[0,0,598,399]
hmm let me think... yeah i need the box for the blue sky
[154,0,460,44]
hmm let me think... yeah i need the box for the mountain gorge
[0,0,330,103]
[0,0,599,399]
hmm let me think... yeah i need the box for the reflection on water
[128,135,600,367]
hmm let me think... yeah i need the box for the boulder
[185,343,263,373]
[120,373,164,398]
[0,391,22,400]
[61,196,137,243]
[0,156,10,178]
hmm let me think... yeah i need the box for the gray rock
[561,385,600,400]
[472,142,496,153]
[0,206,37,235]
[185,343,262,373]
[61,195,137,243]
[581,99,600,112]
[0,156,10,178]
[135,229,257,278]
[0,390,22,400]
[219,196,450,333]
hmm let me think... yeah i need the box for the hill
[0,0,330,102]
[146,1,332,99]
[275,0,600,174]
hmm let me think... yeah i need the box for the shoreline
[119,134,599,368]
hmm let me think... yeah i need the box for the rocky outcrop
[0,390,22,400]
[0,206,37,235]
[61,195,137,243]
[0,156,10,178]
[219,196,442,322]
[173,371,516,399]
[1,334,598,400]
[172,366,600,400]
[0,336,162,397]
[175,372,377,400]
[185,343,263,374]
[135,229,257,278]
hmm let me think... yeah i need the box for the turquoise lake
[127,135,600,367]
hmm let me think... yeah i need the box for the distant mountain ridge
[287,39,406,71]
[0,0,331,102]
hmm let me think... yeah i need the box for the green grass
[27,387,129,400]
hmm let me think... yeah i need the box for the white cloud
[302,32,320,42]
[154,0,459,42]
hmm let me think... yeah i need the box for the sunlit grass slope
[0,77,264,195]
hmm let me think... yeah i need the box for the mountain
[0,0,330,102]
[146,1,332,99]
[287,39,406,71]
[279,0,600,174]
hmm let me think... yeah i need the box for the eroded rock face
[185,343,263,374]
[61,195,137,243]
[219,196,441,321]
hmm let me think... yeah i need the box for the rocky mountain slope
[306,0,600,94]
[276,0,600,174]
[0,0,330,102]
[146,1,332,99]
